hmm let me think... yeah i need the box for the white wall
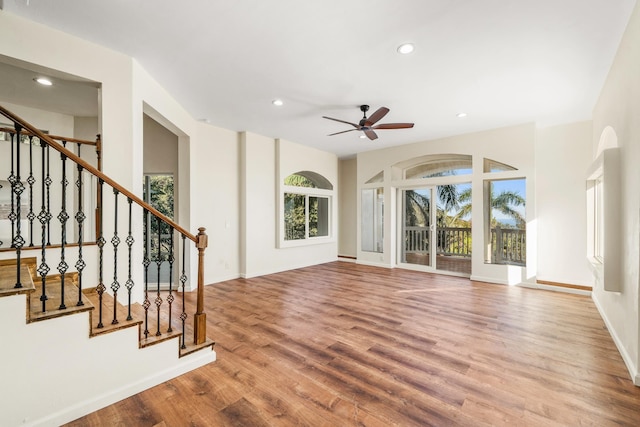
[591,2,640,385]
[73,116,99,141]
[192,122,239,284]
[535,121,594,287]
[0,100,74,135]
[240,133,338,278]
[338,158,357,257]
[131,62,243,289]
[0,292,215,427]
[143,114,178,177]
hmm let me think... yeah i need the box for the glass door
[400,184,472,275]
[435,183,472,275]
[401,187,435,268]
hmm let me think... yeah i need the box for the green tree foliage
[145,175,174,256]
[284,174,316,188]
[284,193,305,240]
[149,176,174,219]
[454,186,525,228]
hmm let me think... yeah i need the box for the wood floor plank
[65,262,640,426]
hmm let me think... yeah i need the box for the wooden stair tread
[0,264,35,296]
[83,288,142,336]
[28,277,94,322]
[180,337,215,358]
[3,257,214,358]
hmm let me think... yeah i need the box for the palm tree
[455,186,525,228]
[405,183,461,227]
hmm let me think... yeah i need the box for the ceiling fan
[322,105,414,140]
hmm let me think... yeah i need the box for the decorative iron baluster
[8,129,16,248]
[57,143,69,309]
[45,144,52,246]
[180,234,187,349]
[27,135,36,246]
[11,126,26,288]
[142,209,151,339]
[96,179,106,328]
[111,189,121,325]
[37,139,51,311]
[155,216,163,336]
[75,163,86,306]
[125,198,135,321]
[166,226,174,333]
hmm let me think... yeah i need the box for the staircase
[0,106,216,426]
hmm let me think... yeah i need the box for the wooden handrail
[0,126,98,146]
[0,105,196,243]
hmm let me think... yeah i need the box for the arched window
[282,171,333,243]
[365,171,384,184]
[402,154,472,179]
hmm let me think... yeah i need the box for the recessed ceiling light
[456,112,468,118]
[359,134,366,139]
[272,99,284,107]
[34,77,53,86]
[397,43,415,54]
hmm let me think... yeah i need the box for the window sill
[279,236,335,249]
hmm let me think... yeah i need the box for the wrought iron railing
[0,105,208,349]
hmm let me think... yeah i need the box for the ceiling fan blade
[322,116,359,128]
[328,129,358,136]
[364,107,389,126]
[372,123,415,130]
[364,129,378,140]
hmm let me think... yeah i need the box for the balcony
[403,226,526,274]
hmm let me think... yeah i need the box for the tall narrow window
[361,188,383,252]
[593,176,604,262]
[484,178,526,266]
[284,193,306,240]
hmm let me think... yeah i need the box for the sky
[410,178,526,223]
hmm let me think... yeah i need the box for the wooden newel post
[194,227,208,345]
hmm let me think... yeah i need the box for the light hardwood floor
[66,262,640,426]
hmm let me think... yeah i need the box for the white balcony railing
[404,226,525,266]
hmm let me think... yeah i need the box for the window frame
[279,185,333,248]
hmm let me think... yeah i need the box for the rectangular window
[309,196,329,237]
[284,193,330,241]
[593,176,604,262]
[361,188,384,252]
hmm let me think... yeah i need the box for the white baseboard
[206,272,241,285]
[242,257,339,279]
[33,349,216,427]
[355,259,392,269]
[470,275,509,285]
[592,293,638,385]
[530,282,591,296]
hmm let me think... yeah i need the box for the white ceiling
[1,0,636,158]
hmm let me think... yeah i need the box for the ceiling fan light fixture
[272,98,284,107]
[397,43,415,54]
[34,77,53,86]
